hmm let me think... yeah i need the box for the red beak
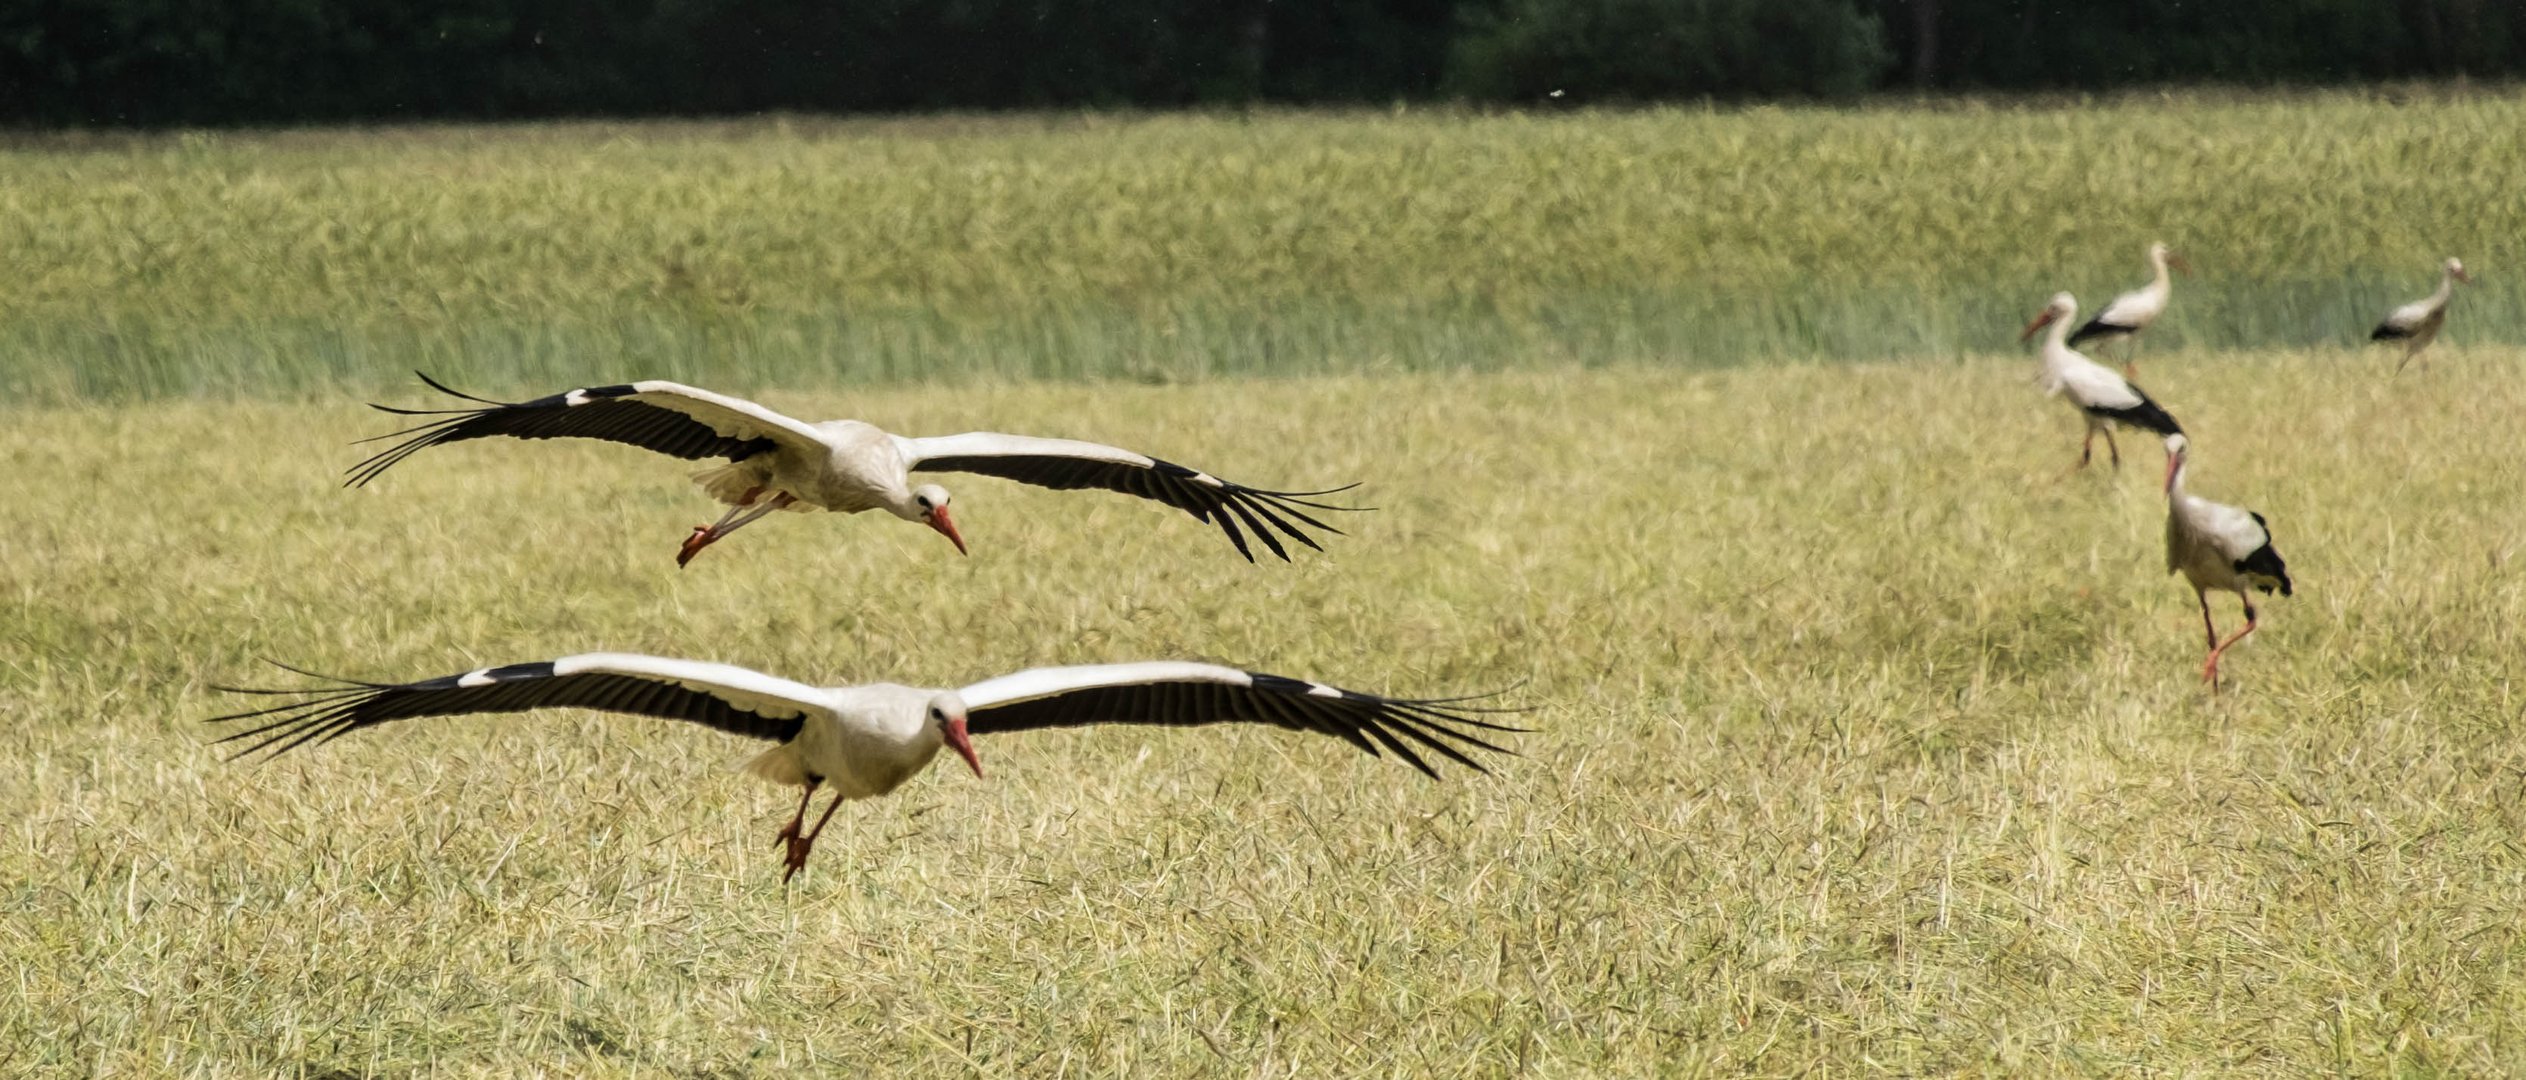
[2168,253,2193,276]
[927,506,968,556]
[2162,453,2179,494]
[944,716,982,778]
[2455,267,2474,284]
[2020,310,2058,342]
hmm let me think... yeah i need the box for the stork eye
[929,706,944,720]
[916,495,933,510]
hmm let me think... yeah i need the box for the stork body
[2068,242,2188,377]
[2372,257,2471,374]
[351,375,1358,565]
[2162,436,2292,687]
[211,653,1518,881]
[2020,292,2184,471]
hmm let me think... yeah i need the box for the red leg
[679,492,795,568]
[783,789,850,883]
[2196,590,2218,652]
[773,777,820,852]
[2067,429,2095,475]
[2104,428,2122,470]
[2203,598,2258,687]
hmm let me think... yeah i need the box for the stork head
[924,692,982,779]
[2021,292,2076,341]
[2446,257,2471,284]
[2152,242,2192,276]
[2162,434,2189,494]
[907,484,966,556]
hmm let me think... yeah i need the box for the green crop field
[8,93,2526,1074]
[3,89,2524,402]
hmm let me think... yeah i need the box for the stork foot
[676,526,716,568]
[781,835,819,883]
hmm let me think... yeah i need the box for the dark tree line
[2,0,2519,127]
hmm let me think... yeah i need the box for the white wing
[616,381,834,449]
[956,661,1518,777]
[2381,298,2441,333]
[896,432,1360,562]
[2094,284,2166,329]
[2053,353,2146,410]
[2187,499,2271,562]
[350,375,833,486]
[208,651,836,759]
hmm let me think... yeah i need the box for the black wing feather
[2233,512,2294,596]
[911,455,1362,562]
[205,661,806,760]
[2065,317,2136,347]
[345,374,779,487]
[2081,389,2183,437]
[964,671,1523,779]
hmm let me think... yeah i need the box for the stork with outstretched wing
[211,653,1522,881]
[351,374,1361,565]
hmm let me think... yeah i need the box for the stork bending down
[210,653,1521,881]
[349,374,1361,565]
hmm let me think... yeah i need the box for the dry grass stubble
[4,352,2526,1073]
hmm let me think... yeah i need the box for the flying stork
[2371,257,2471,374]
[2020,292,2185,471]
[2161,435,2293,688]
[2067,241,2189,378]
[349,374,1360,565]
[210,653,1521,881]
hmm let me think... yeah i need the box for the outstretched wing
[347,373,833,487]
[898,432,1362,562]
[957,661,1521,778]
[206,652,831,760]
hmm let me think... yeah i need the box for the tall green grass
[4,92,2523,401]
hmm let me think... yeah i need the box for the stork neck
[2149,250,2172,291]
[2432,267,2459,305]
[2043,309,2075,357]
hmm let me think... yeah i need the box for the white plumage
[2019,292,2185,471]
[351,374,1358,565]
[2068,241,2188,376]
[2161,435,2293,687]
[2371,256,2471,373]
[212,653,1519,880]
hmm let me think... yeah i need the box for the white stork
[350,374,1359,565]
[210,653,1520,881]
[2161,435,2293,687]
[2067,241,2189,378]
[2371,256,2471,374]
[2019,292,2185,471]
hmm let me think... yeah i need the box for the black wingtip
[414,370,498,405]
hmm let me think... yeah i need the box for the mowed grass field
[8,354,2526,1073]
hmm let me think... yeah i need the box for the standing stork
[350,374,1360,565]
[2068,241,2189,378]
[2371,257,2471,374]
[2020,292,2185,471]
[210,653,1521,881]
[2161,435,2293,688]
